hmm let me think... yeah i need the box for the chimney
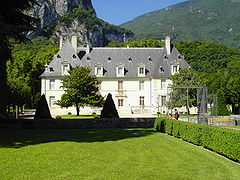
[165,36,171,55]
[71,36,77,52]
[59,36,63,50]
[86,43,92,54]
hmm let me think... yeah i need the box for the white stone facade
[41,36,190,117]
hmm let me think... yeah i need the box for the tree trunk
[76,104,80,116]
[186,102,190,115]
[0,59,7,116]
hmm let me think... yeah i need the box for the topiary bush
[34,94,52,119]
[154,118,240,162]
[100,93,119,118]
[55,115,62,119]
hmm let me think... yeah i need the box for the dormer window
[95,66,103,77]
[128,57,132,62]
[138,65,146,77]
[57,54,61,58]
[117,66,125,77]
[62,62,70,75]
[87,57,91,61]
[164,54,168,60]
[49,67,54,72]
[108,57,111,61]
[172,65,179,75]
[159,66,164,73]
[72,54,77,59]
[178,54,181,59]
[148,56,152,62]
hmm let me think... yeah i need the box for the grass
[57,114,99,119]
[0,129,239,179]
[222,126,240,129]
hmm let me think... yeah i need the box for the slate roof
[41,40,190,78]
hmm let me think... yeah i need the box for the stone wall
[0,118,155,129]
[189,116,240,126]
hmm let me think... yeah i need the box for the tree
[56,66,104,116]
[170,69,206,114]
[108,38,164,48]
[7,37,58,108]
[100,93,119,118]
[216,89,230,116]
[34,94,52,119]
[0,0,37,116]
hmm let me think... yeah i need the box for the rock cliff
[30,0,95,29]
[28,0,134,46]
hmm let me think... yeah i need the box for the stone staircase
[18,109,36,119]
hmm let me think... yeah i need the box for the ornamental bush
[34,94,52,119]
[154,118,240,162]
[100,93,119,118]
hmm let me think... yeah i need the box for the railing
[115,90,127,97]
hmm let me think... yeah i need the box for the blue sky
[92,0,187,25]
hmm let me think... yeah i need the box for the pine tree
[0,0,37,117]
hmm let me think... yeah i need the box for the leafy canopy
[56,66,104,116]
[169,69,206,113]
[108,38,164,48]
[7,37,58,108]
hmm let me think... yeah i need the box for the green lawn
[0,129,239,180]
[58,114,99,119]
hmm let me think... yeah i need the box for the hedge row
[154,118,240,162]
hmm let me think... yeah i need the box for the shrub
[154,118,240,162]
[100,93,119,118]
[34,94,52,119]
[55,115,62,119]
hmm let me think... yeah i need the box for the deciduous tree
[56,66,104,116]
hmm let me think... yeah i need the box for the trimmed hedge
[154,118,240,162]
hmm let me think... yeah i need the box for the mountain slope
[28,0,134,46]
[121,0,240,48]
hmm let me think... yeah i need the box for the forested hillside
[121,0,240,49]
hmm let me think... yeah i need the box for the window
[159,66,164,73]
[49,96,55,107]
[63,64,69,72]
[49,79,55,90]
[118,81,123,91]
[161,80,166,89]
[117,67,124,76]
[49,67,54,72]
[138,66,146,77]
[140,96,144,106]
[148,56,152,62]
[172,65,179,74]
[139,81,144,90]
[118,99,124,107]
[161,96,166,106]
[95,66,103,77]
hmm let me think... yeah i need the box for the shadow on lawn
[0,129,155,148]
